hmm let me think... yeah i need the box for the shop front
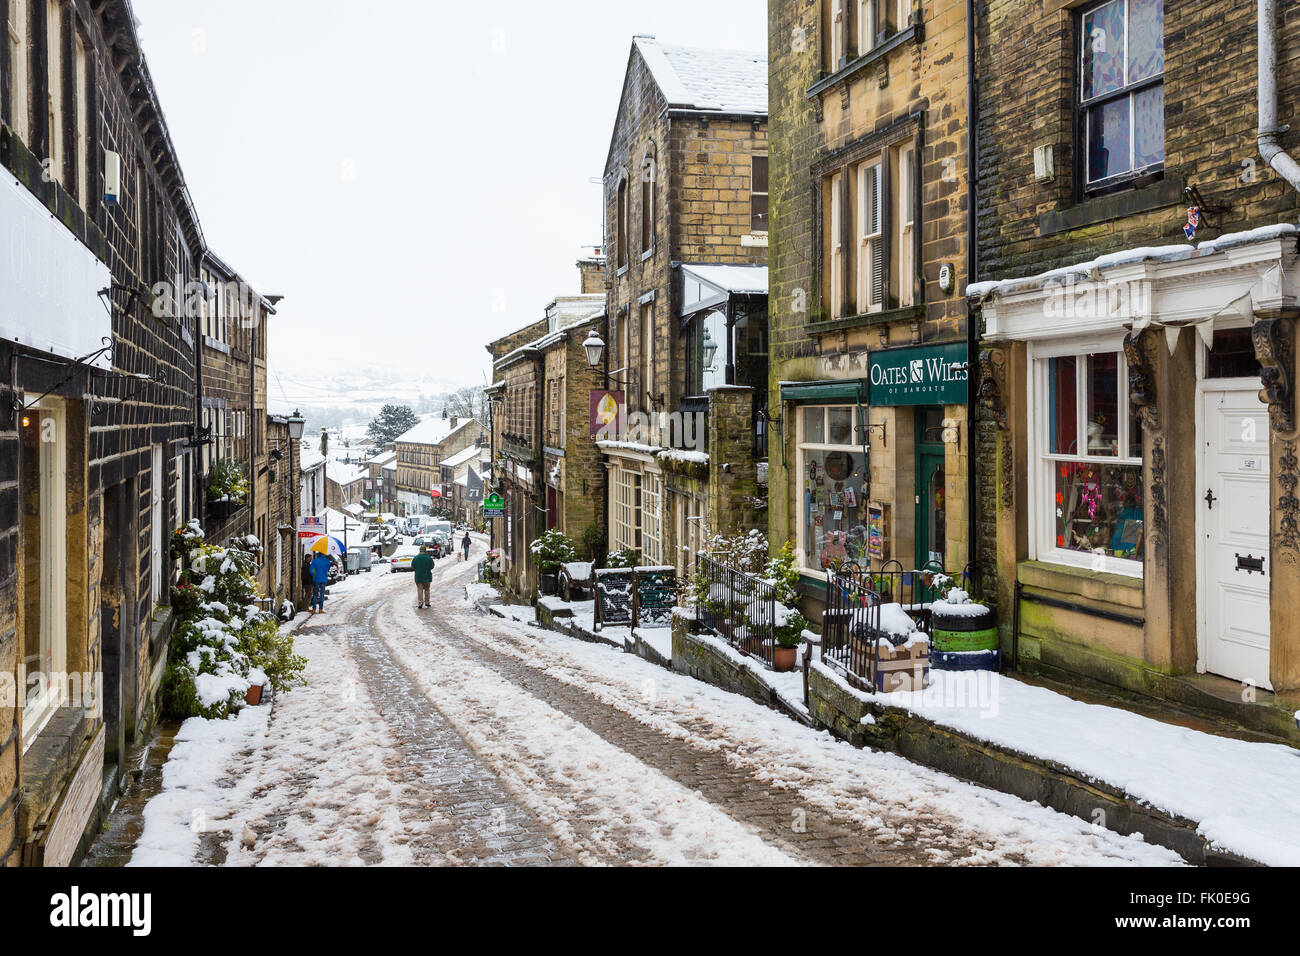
[780,340,970,618]
[974,231,1300,714]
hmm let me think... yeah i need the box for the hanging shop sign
[868,342,968,406]
[589,390,625,438]
[483,492,506,518]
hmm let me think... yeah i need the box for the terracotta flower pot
[244,684,265,706]
[773,646,798,673]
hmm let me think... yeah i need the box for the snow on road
[124,541,1184,867]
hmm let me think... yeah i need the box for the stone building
[393,415,481,517]
[0,0,278,864]
[766,0,975,617]
[365,447,397,513]
[598,36,772,575]
[196,252,278,556]
[259,414,302,609]
[486,283,606,594]
[970,0,1300,732]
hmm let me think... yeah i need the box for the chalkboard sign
[867,501,887,560]
[594,569,636,630]
[636,568,677,627]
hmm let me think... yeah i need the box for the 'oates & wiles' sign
[868,342,968,406]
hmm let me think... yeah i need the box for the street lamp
[583,331,605,368]
[286,409,306,441]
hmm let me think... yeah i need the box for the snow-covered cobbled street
[118,540,1184,867]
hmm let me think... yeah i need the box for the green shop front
[780,341,971,619]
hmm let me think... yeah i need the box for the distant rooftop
[393,415,478,447]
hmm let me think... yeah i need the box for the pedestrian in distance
[308,552,332,613]
[461,532,471,562]
[411,545,435,609]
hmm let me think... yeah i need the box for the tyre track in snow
[303,571,576,866]
[406,600,925,865]
[406,549,1182,867]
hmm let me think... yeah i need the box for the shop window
[797,405,871,570]
[641,472,663,566]
[1035,348,1144,572]
[1079,0,1164,190]
[612,467,640,555]
[1205,327,1262,379]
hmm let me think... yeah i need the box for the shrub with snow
[529,528,578,574]
[163,537,306,720]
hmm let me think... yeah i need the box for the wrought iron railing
[695,553,778,668]
[822,568,883,689]
[830,560,982,631]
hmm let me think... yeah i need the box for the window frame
[640,147,656,253]
[616,175,629,271]
[1028,337,1144,577]
[44,0,63,186]
[750,154,769,234]
[20,398,68,751]
[8,0,30,143]
[856,159,883,313]
[1075,0,1165,195]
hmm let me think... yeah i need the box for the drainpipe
[1260,0,1300,193]
[965,0,980,571]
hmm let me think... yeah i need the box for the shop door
[1200,386,1271,689]
[915,407,946,570]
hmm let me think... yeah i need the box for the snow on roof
[681,263,769,295]
[635,37,767,115]
[367,449,397,466]
[393,415,478,447]
[326,460,367,485]
[441,443,485,468]
[967,223,1300,299]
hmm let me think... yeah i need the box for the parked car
[413,535,444,558]
[390,546,419,572]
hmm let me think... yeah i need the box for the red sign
[589,390,625,438]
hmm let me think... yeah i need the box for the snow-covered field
[124,540,1188,867]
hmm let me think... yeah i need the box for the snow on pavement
[876,671,1300,867]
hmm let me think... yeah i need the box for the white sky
[131,0,767,393]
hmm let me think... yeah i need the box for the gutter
[1259,0,1300,194]
[966,0,980,570]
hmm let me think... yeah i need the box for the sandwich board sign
[483,493,505,519]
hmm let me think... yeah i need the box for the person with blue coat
[308,551,332,612]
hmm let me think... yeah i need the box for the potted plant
[530,528,577,596]
[206,458,249,518]
[170,582,203,616]
[773,610,810,673]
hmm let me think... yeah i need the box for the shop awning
[779,380,866,405]
[679,263,769,315]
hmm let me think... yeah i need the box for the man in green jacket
[411,546,436,608]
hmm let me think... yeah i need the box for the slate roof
[635,36,767,116]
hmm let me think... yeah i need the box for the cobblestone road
[91,538,1184,867]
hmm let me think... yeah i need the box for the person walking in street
[412,545,435,609]
[461,532,472,562]
[308,551,332,613]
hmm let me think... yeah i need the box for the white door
[151,445,164,606]
[1201,387,1271,689]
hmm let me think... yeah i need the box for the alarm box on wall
[103,150,122,205]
